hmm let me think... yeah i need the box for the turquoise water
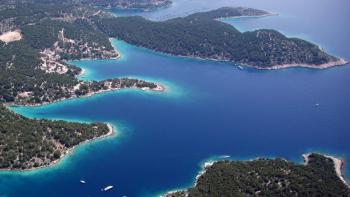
[1,0,350,196]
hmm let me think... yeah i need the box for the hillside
[165,154,350,197]
[0,1,163,170]
[0,104,111,170]
[95,7,347,69]
[82,0,172,10]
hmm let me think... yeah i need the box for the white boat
[238,65,244,70]
[315,103,320,107]
[220,155,231,159]
[80,180,86,184]
[102,185,114,191]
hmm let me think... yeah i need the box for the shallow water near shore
[1,0,350,196]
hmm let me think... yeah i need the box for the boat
[315,103,320,107]
[219,155,231,159]
[80,180,86,184]
[238,65,244,70]
[102,185,114,192]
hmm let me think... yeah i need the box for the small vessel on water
[220,155,231,159]
[238,65,244,70]
[80,180,86,184]
[315,103,320,107]
[102,185,114,192]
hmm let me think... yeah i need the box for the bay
[1,0,350,196]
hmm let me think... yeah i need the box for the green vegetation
[0,1,345,173]
[0,2,114,104]
[0,104,110,170]
[1,0,172,10]
[22,19,113,53]
[0,40,79,103]
[74,78,159,97]
[0,3,116,54]
[189,7,271,20]
[0,2,161,105]
[81,0,172,10]
[0,1,162,170]
[166,154,350,197]
[95,7,341,68]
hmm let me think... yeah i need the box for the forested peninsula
[0,105,113,170]
[164,154,350,197]
[95,7,348,69]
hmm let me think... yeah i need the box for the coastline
[102,1,172,12]
[303,153,349,188]
[162,153,350,196]
[83,82,166,98]
[160,161,214,197]
[6,82,166,108]
[251,58,349,70]
[1,37,166,172]
[216,12,279,21]
[110,37,122,60]
[64,39,121,62]
[109,9,349,71]
[77,67,86,77]
[0,123,116,172]
[115,39,348,71]
[195,161,214,185]
[24,38,164,108]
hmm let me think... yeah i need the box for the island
[163,153,350,196]
[0,1,164,170]
[94,7,348,69]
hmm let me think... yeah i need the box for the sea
[1,0,349,196]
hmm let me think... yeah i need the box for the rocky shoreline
[162,153,350,196]
[0,123,115,172]
[115,37,348,71]
[303,153,349,188]
[8,81,165,108]
[252,58,349,70]
[216,12,279,21]
[131,44,348,70]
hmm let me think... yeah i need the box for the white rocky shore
[162,153,350,196]
[0,123,116,172]
[254,58,349,70]
[303,153,349,188]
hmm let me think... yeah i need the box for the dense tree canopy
[0,104,110,170]
[0,1,160,170]
[167,154,350,197]
[94,7,339,68]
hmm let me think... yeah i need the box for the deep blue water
[1,0,350,196]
